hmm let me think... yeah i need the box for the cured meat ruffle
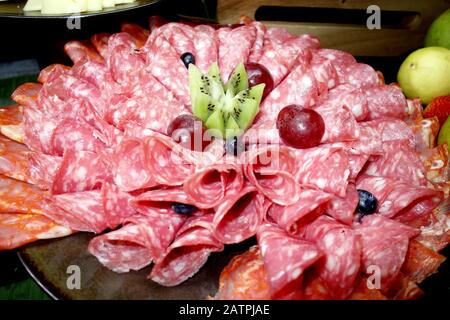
[326,183,359,225]
[0,134,33,183]
[150,214,224,286]
[354,215,419,291]
[303,216,361,299]
[267,189,332,233]
[88,210,186,273]
[243,145,301,205]
[257,223,322,299]
[212,183,264,244]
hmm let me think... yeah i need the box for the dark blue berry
[171,203,197,215]
[356,189,378,216]
[180,52,195,69]
[224,136,245,156]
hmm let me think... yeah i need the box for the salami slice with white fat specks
[27,152,62,190]
[293,147,350,197]
[267,189,332,234]
[51,149,110,194]
[243,145,301,206]
[134,186,199,210]
[327,183,359,225]
[257,223,322,299]
[150,214,224,287]
[212,183,264,244]
[101,182,137,230]
[217,25,256,82]
[310,54,338,95]
[319,84,369,121]
[88,210,186,273]
[183,159,244,209]
[193,25,218,73]
[304,215,361,299]
[248,22,266,63]
[365,85,408,120]
[354,215,419,291]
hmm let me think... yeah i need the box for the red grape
[167,114,209,151]
[276,105,325,149]
[244,62,274,100]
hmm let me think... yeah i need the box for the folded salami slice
[193,25,219,73]
[108,43,146,88]
[257,60,318,124]
[320,84,368,121]
[47,190,108,233]
[214,245,271,300]
[50,119,106,156]
[121,23,150,48]
[11,83,42,109]
[38,64,71,84]
[111,138,156,192]
[363,140,427,186]
[28,152,62,190]
[52,149,110,194]
[22,107,57,153]
[243,145,301,205]
[304,216,361,299]
[339,63,380,88]
[256,223,322,299]
[0,135,33,183]
[183,159,244,209]
[327,183,359,225]
[64,40,104,64]
[316,49,357,81]
[310,54,338,95]
[347,154,370,181]
[0,213,72,250]
[267,189,332,234]
[217,25,256,82]
[150,214,224,286]
[365,85,408,120]
[88,210,186,273]
[90,33,111,58]
[0,175,49,215]
[212,183,264,244]
[146,34,190,106]
[151,23,195,57]
[353,215,419,291]
[248,22,266,63]
[293,147,350,197]
[101,182,137,230]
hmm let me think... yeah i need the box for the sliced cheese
[23,0,43,11]
[23,0,136,14]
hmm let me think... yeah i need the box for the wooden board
[217,0,450,56]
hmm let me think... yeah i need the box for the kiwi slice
[189,63,264,139]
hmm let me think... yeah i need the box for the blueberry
[225,136,245,156]
[356,189,378,216]
[171,203,197,215]
[180,52,195,69]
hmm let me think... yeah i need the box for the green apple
[438,115,450,152]
[425,9,450,50]
[397,47,450,104]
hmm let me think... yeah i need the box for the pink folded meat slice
[193,25,218,73]
[248,21,266,63]
[212,183,264,244]
[52,149,110,194]
[46,190,108,233]
[339,63,380,88]
[183,159,244,209]
[353,215,419,291]
[150,214,224,286]
[267,189,332,234]
[293,147,350,197]
[347,154,370,181]
[319,84,369,121]
[151,23,195,57]
[11,82,42,109]
[38,64,71,84]
[304,216,361,299]
[64,40,104,64]
[310,54,338,95]
[88,210,186,273]
[313,102,360,143]
[90,33,111,58]
[108,43,146,88]
[365,85,408,120]
[257,60,318,124]
[243,145,301,205]
[101,182,137,230]
[327,183,359,225]
[256,223,322,299]
[362,140,427,186]
[121,23,150,48]
[50,118,106,156]
[146,34,190,106]
[316,49,357,81]
[27,152,62,190]
[362,118,415,148]
[217,25,256,82]
[22,107,58,153]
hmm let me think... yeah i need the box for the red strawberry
[423,95,450,126]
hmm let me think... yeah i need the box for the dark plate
[18,233,253,300]
[0,0,161,19]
